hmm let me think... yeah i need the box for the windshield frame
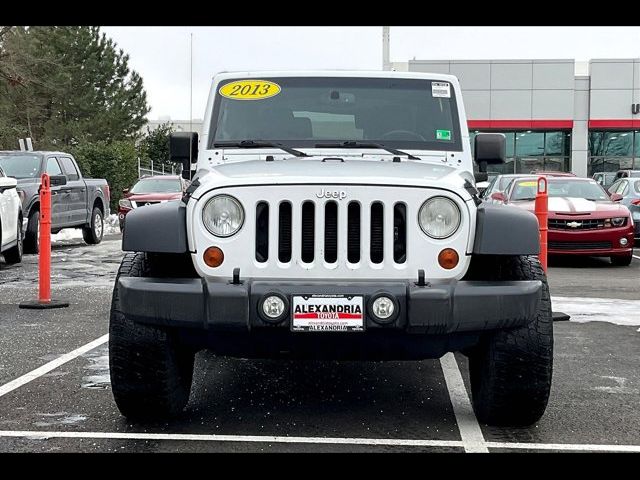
[0,153,44,179]
[208,76,463,152]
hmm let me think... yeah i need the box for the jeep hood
[191,157,472,200]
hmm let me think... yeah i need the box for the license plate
[292,294,364,332]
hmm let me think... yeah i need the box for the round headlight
[202,195,244,237]
[611,217,626,227]
[418,196,461,239]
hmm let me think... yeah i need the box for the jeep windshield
[0,153,42,179]
[209,77,462,152]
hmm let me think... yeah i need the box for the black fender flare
[122,201,188,253]
[472,203,540,255]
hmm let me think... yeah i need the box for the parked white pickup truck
[110,71,552,427]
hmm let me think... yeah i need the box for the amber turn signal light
[203,246,224,268]
[438,248,459,270]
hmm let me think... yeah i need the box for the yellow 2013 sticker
[518,181,538,187]
[219,80,281,100]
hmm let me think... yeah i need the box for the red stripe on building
[467,120,574,130]
[588,119,640,129]
[293,313,362,319]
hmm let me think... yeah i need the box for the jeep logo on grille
[316,188,347,200]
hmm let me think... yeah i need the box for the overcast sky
[101,26,640,121]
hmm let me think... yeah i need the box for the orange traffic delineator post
[534,176,548,273]
[534,176,569,321]
[19,174,68,310]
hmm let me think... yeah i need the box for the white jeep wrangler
[110,71,552,426]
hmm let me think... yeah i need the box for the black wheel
[611,254,632,266]
[23,210,39,254]
[109,252,195,420]
[3,217,23,264]
[82,206,104,244]
[467,255,553,427]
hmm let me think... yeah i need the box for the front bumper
[548,226,634,256]
[118,277,542,335]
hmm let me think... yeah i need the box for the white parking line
[633,255,640,260]
[1,430,638,452]
[486,441,640,452]
[0,334,109,399]
[0,430,464,449]
[439,353,488,453]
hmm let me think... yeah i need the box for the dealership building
[391,58,640,177]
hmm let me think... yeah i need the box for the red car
[493,176,635,266]
[118,175,189,230]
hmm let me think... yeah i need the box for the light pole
[382,26,391,71]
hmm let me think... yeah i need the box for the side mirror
[49,175,67,187]
[474,133,506,173]
[474,172,488,183]
[491,192,507,203]
[122,188,130,195]
[610,193,623,202]
[170,132,199,181]
[0,176,17,193]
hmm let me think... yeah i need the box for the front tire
[109,252,195,420]
[610,254,632,266]
[467,255,553,427]
[3,218,23,264]
[82,206,104,245]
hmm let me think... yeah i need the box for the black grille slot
[393,203,406,263]
[324,201,338,263]
[278,202,292,262]
[370,202,384,264]
[549,218,609,230]
[549,241,612,250]
[255,201,269,262]
[301,201,315,263]
[347,202,360,263]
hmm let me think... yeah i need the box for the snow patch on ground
[551,296,640,327]
[51,214,120,243]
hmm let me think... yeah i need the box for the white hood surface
[191,157,471,199]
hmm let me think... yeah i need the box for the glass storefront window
[588,130,640,176]
[589,131,633,156]
[545,131,569,156]
[515,131,545,157]
[469,129,571,173]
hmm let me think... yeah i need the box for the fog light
[258,293,289,324]
[372,296,394,319]
[620,238,628,246]
[203,246,224,267]
[438,248,459,269]
[262,295,286,320]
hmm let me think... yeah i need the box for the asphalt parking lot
[0,235,639,453]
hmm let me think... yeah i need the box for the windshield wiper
[213,140,308,157]
[314,141,421,160]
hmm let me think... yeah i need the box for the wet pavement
[0,236,639,452]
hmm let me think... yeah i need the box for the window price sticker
[432,82,451,98]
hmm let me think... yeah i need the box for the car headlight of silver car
[418,196,461,239]
[202,195,244,237]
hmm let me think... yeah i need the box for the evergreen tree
[0,26,149,149]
